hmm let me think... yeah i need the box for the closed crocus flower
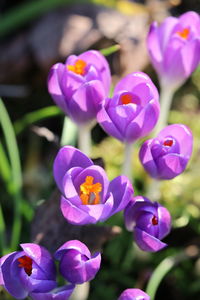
[53,146,133,225]
[124,196,171,252]
[0,244,56,299]
[118,288,150,300]
[31,284,75,300]
[147,11,200,89]
[97,72,160,143]
[54,240,101,284]
[48,50,111,124]
[139,124,193,180]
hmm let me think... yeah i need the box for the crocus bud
[48,50,111,124]
[139,124,193,180]
[147,11,200,90]
[97,72,160,143]
[53,146,133,225]
[124,196,171,252]
[54,240,101,284]
[0,244,56,299]
[118,288,150,300]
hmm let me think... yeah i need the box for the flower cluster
[1,9,197,300]
[0,241,101,300]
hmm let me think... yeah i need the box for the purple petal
[156,153,188,179]
[60,68,85,102]
[114,72,158,100]
[134,227,167,252]
[97,106,124,141]
[55,240,91,260]
[47,63,68,114]
[20,244,56,281]
[53,146,93,193]
[79,50,111,94]
[67,80,106,124]
[31,284,75,300]
[1,251,29,299]
[125,99,160,141]
[62,167,83,205]
[118,288,150,300]
[139,139,158,178]
[108,175,134,215]
[60,196,94,225]
[157,205,171,239]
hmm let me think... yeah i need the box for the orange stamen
[120,93,140,105]
[67,59,87,76]
[152,216,158,226]
[163,139,173,147]
[177,28,190,39]
[18,256,33,276]
[80,176,102,205]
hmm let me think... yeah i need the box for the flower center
[163,138,173,147]
[152,215,158,226]
[120,93,140,105]
[80,176,102,205]
[18,255,33,276]
[177,28,190,39]
[67,59,87,76]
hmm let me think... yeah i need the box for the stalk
[155,84,176,135]
[78,123,94,156]
[122,143,133,181]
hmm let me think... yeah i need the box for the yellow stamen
[67,59,87,76]
[80,176,102,205]
[177,28,190,39]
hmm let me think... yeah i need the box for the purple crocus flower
[124,196,171,252]
[118,288,150,300]
[0,243,56,299]
[48,50,111,124]
[147,11,200,89]
[97,72,160,143]
[53,146,133,225]
[54,240,101,284]
[139,124,193,180]
[31,284,75,300]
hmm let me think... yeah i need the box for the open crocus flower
[48,50,111,124]
[118,288,150,300]
[124,196,171,252]
[53,146,133,225]
[31,284,75,300]
[54,240,101,284]
[0,244,56,299]
[139,124,193,180]
[97,72,160,143]
[147,11,200,89]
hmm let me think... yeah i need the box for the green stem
[0,98,23,250]
[146,252,187,300]
[155,84,176,135]
[0,204,6,255]
[0,140,11,186]
[60,117,78,146]
[78,122,94,156]
[14,106,62,135]
[122,142,133,181]
[100,44,120,56]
